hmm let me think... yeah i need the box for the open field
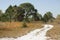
[0,21,44,38]
[0,21,60,40]
[47,20,60,40]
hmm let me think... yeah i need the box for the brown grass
[0,20,60,40]
[0,21,44,38]
[47,19,60,40]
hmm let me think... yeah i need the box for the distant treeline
[0,3,59,22]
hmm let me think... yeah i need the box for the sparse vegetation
[0,2,60,39]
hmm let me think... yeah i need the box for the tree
[37,13,42,21]
[56,14,60,19]
[55,14,60,23]
[11,5,18,21]
[20,3,34,21]
[32,9,40,21]
[19,3,40,22]
[0,13,8,22]
[5,5,13,22]
[0,10,2,21]
[16,7,25,21]
[43,12,54,22]
[5,5,25,22]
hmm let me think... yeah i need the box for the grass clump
[22,20,28,28]
[22,22,27,28]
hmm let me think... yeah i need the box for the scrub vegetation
[0,3,60,39]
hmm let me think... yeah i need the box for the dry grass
[0,20,60,40]
[47,19,60,40]
[0,21,44,38]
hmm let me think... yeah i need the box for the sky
[0,0,60,17]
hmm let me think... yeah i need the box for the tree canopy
[42,12,54,22]
[0,3,55,22]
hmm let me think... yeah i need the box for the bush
[22,22,27,28]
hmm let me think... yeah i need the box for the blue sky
[0,0,60,17]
